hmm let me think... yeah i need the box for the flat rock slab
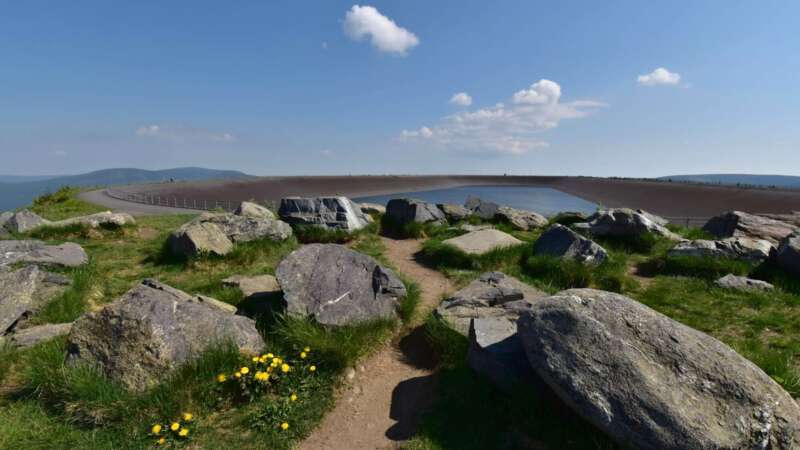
[704,210,798,245]
[443,229,523,255]
[668,237,774,261]
[0,240,88,268]
[222,274,281,298]
[279,196,372,231]
[67,279,264,391]
[0,265,71,334]
[532,224,608,265]
[276,244,407,326]
[517,288,800,450]
[580,208,681,240]
[50,211,136,229]
[5,322,73,348]
[715,274,775,291]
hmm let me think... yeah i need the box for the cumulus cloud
[135,124,235,143]
[637,67,681,86]
[449,92,472,107]
[343,5,419,55]
[400,79,605,155]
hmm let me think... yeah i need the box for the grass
[28,186,106,221]
[522,252,636,294]
[30,263,98,325]
[292,221,378,244]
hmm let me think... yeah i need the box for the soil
[298,237,453,450]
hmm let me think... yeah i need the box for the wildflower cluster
[150,412,193,447]
[215,346,319,432]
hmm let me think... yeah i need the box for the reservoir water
[355,185,598,217]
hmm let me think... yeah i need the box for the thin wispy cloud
[135,124,235,143]
[343,5,419,55]
[637,67,681,86]
[449,92,472,107]
[402,79,605,155]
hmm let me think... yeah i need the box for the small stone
[345,367,357,381]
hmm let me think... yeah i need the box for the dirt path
[298,237,452,450]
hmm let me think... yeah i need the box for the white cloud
[343,5,419,55]
[449,92,472,107]
[401,79,605,155]
[135,124,235,143]
[637,67,681,86]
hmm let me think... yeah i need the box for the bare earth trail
[299,237,453,450]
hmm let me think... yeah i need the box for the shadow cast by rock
[385,373,439,441]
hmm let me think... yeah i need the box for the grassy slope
[0,191,414,449]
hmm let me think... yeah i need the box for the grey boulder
[715,274,774,291]
[3,322,73,349]
[668,237,774,261]
[704,211,797,245]
[358,202,386,215]
[442,229,522,255]
[234,201,275,220]
[0,240,88,268]
[464,196,500,220]
[3,210,50,233]
[437,203,472,222]
[0,265,71,334]
[385,198,446,226]
[580,208,681,240]
[169,212,292,257]
[517,288,800,450]
[777,233,800,276]
[276,244,407,326]
[222,274,281,299]
[468,317,542,391]
[494,206,548,231]
[66,279,264,391]
[0,212,12,237]
[532,224,608,265]
[278,196,372,231]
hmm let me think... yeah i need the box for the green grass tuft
[29,187,106,221]
[32,263,98,325]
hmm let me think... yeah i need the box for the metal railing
[105,189,280,213]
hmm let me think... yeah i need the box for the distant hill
[658,174,800,189]
[0,167,251,211]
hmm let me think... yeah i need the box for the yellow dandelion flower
[304,346,310,353]
[281,363,290,373]
[151,424,162,435]
[290,393,298,402]
[157,436,166,445]
[309,365,316,372]
[300,352,307,359]
[182,412,193,422]
[266,353,274,359]
[280,422,289,431]
[234,371,242,379]
[271,357,280,364]
[170,422,180,432]
[252,356,260,363]
[179,428,189,437]
[240,366,250,375]
[216,373,227,383]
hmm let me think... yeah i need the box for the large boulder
[437,203,471,222]
[760,212,800,228]
[517,288,800,450]
[169,212,292,258]
[385,198,446,226]
[276,244,406,326]
[278,197,372,231]
[495,206,548,231]
[468,317,542,391]
[715,274,774,291]
[532,224,608,265]
[51,211,136,229]
[668,237,774,261]
[464,196,499,220]
[776,233,800,276]
[3,210,50,233]
[0,240,88,268]
[442,229,523,255]
[579,208,681,240]
[234,201,275,220]
[66,280,264,391]
[704,211,797,245]
[0,265,71,334]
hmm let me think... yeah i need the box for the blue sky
[1,1,798,177]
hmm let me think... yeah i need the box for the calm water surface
[355,185,598,217]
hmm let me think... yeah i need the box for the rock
[0,212,12,237]
[0,265,71,334]
[580,208,681,240]
[442,229,523,255]
[222,274,281,299]
[532,224,608,265]
[385,198,446,225]
[494,206,548,231]
[760,212,800,228]
[278,197,372,231]
[51,211,136,229]
[704,211,797,245]
[435,272,546,335]
[234,201,275,220]
[276,244,407,326]
[169,213,292,258]
[358,202,386,215]
[3,210,50,233]
[66,279,264,391]
[0,240,88,268]
[715,274,774,291]
[777,233,800,276]
[464,196,499,220]
[437,203,472,221]
[517,288,800,450]
[5,322,73,348]
[468,317,541,390]
[668,237,774,261]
